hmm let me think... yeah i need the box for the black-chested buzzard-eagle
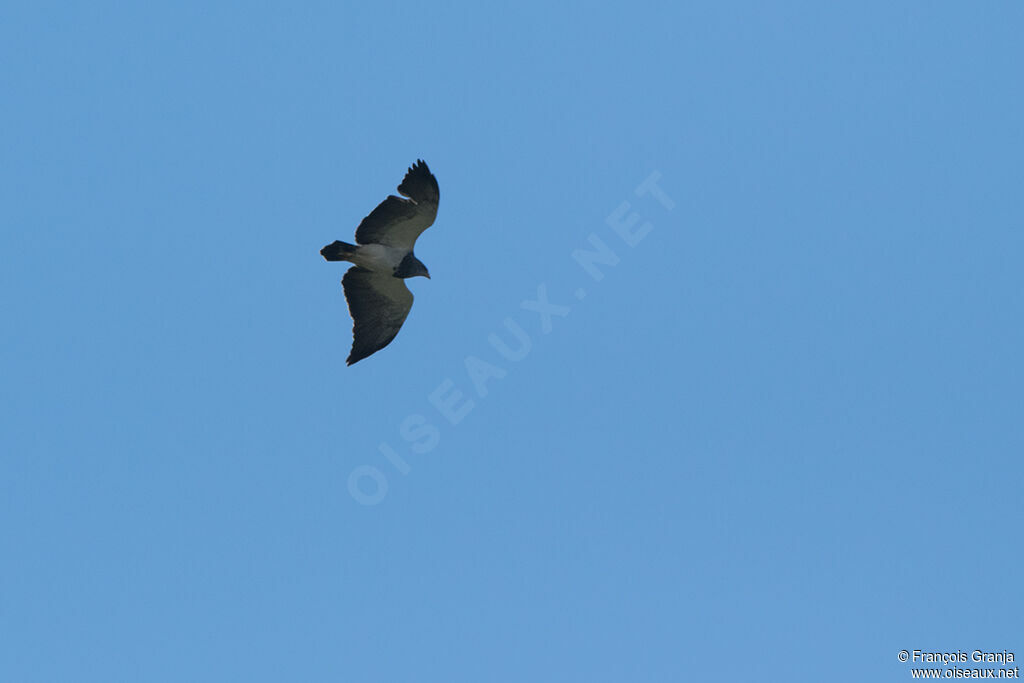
[320,160,439,365]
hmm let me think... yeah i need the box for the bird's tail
[321,240,358,261]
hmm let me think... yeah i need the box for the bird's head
[395,252,431,280]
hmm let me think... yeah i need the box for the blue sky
[2,2,1022,681]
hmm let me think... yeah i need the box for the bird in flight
[321,160,439,365]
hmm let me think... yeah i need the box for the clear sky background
[2,2,1022,681]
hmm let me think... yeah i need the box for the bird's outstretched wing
[341,267,414,365]
[354,160,439,250]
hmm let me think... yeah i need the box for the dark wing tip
[397,159,439,204]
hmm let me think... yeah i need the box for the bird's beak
[425,273,431,279]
